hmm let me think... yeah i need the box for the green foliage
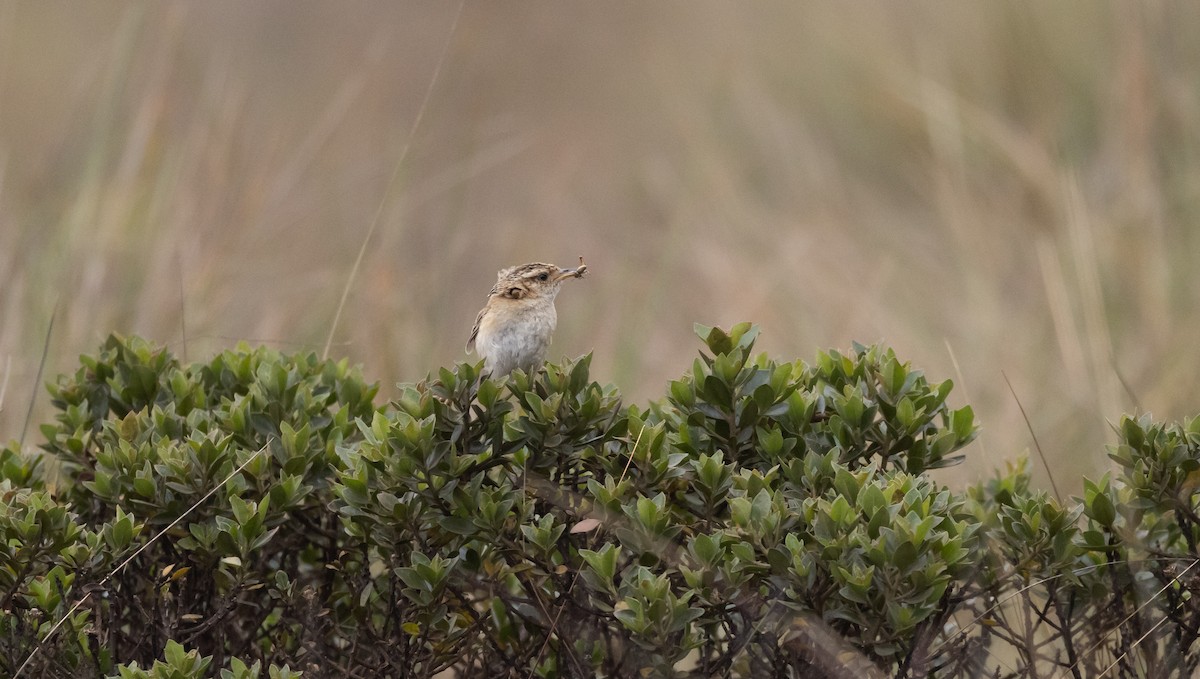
[2,334,376,677]
[108,640,299,679]
[669,322,976,475]
[952,422,1200,679]
[0,483,134,675]
[5,326,1200,677]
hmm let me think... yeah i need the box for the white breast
[476,302,557,376]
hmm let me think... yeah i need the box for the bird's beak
[555,266,587,281]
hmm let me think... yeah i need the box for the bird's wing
[468,278,512,352]
[466,306,487,353]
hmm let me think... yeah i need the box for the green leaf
[581,544,621,584]
[858,483,886,517]
[440,516,476,535]
[1087,491,1116,527]
[729,322,760,350]
[833,469,860,505]
[689,534,723,565]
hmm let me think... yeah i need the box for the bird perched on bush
[467,258,588,377]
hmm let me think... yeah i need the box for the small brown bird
[467,258,589,377]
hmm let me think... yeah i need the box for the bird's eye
[537,273,549,281]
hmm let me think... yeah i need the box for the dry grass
[2,2,1200,491]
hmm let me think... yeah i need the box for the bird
[467,258,588,377]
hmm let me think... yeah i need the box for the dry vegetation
[1,2,1199,491]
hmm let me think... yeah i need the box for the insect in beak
[555,256,589,281]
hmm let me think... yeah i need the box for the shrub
[4,336,375,677]
[1,326,1199,677]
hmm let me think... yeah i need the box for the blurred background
[1,2,1198,489]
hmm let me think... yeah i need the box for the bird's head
[493,260,588,301]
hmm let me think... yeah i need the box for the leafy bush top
[2,326,1199,678]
